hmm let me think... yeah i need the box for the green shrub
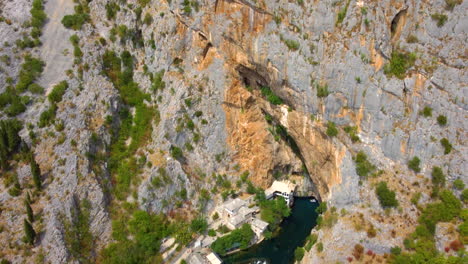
[69,34,79,46]
[431,166,445,187]
[260,86,283,105]
[453,179,465,190]
[105,2,120,20]
[315,202,327,214]
[316,84,329,98]
[326,121,338,137]
[421,106,432,117]
[63,199,94,262]
[316,242,323,252]
[24,219,36,245]
[102,210,172,263]
[462,189,468,202]
[390,246,401,255]
[170,146,183,160]
[283,39,300,51]
[344,126,359,142]
[62,13,89,30]
[30,0,47,29]
[208,229,216,237]
[354,151,376,179]
[445,0,462,10]
[0,119,22,169]
[38,105,57,128]
[431,13,448,27]
[406,35,419,43]
[16,55,45,92]
[375,181,398,208]
[436,115,447,126]
[411,192,422,205]
[440,138,452,154]
[294,247,305,261]
[408,156,421,173]
[384,51,416,79]
[151,70,166,91]
[143,13,153,25]
[336,0,350,25]
[5,98,26,116]
[48,81,68,104]
[28,83,44,94]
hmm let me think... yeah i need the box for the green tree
[440,138,452,154]
[0,119,23,169]
[260,197,290,230]
[48,81,68,104]
[375,182,398,208]
[431,166,445,187]
[354,151,376,179]
[436,115,447,126]
[211,223,254,255]
[30,154,42,190]
[190,217,208,234]
[24,219,36,245]
[63,199,96,263]
[25,200,34,223]
[408,156,421,173]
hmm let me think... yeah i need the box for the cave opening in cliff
[236,64,268,90]
[390,9,407,38]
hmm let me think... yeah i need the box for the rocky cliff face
[0,0,466,263]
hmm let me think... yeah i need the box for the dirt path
[39,0,74,92]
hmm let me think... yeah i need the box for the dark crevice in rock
[202,42,212,59]
[236,64,269,89]
[390,8,408,42]
[260,109,321,200]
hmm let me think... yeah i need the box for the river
[222,198,319,264]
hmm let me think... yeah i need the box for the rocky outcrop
[0,0,466,263]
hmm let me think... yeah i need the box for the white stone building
[265,180,296,206]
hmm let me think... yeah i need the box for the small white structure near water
[206,252,223,264]
[265,180,296,207]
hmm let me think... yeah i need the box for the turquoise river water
[222,198,319,264]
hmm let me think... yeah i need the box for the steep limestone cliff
[0,0,466,263]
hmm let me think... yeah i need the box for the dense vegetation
[102,50,154,200]
[0,55,45,117]
[211,224,254,255]
[101,210,172,263]
[391,190,465,263]
[251,189,291,232]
